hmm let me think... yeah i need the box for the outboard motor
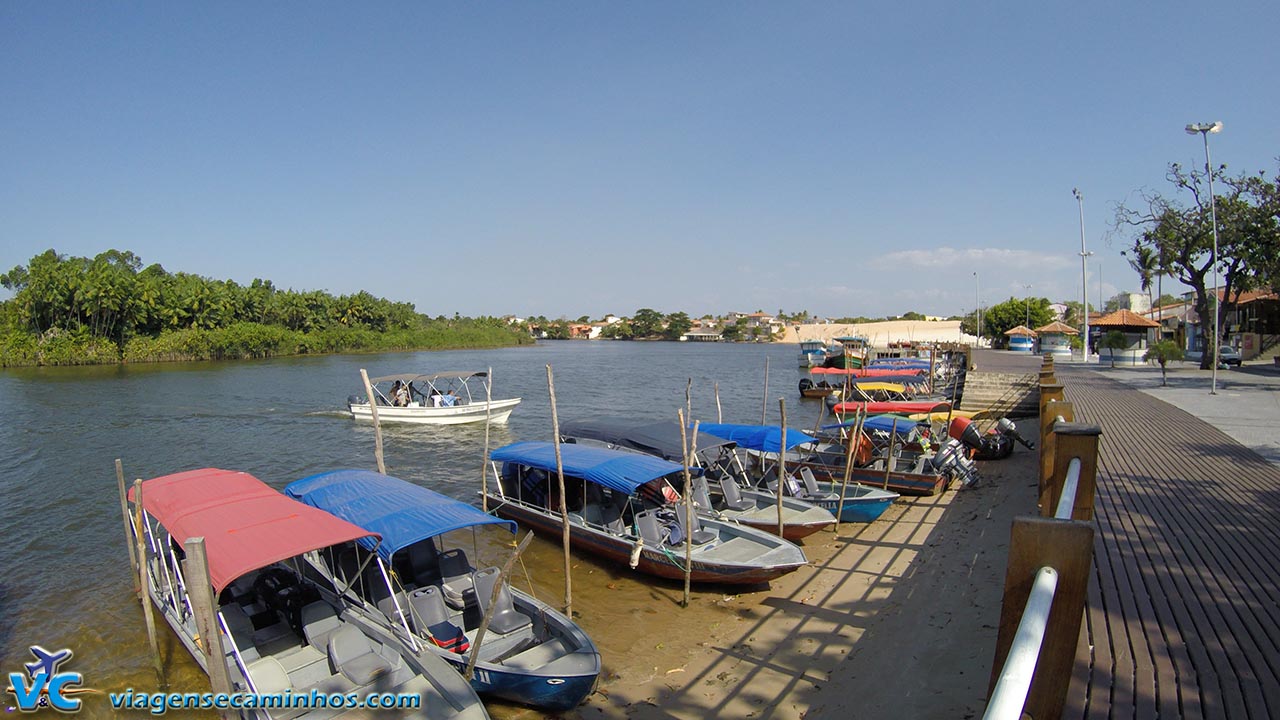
[997,417,1035,450]
[347,394,362,406]
[929,438,981,488]
[950,416,1014,461]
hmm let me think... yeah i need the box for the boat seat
[635,512,667,545]
[244,656,291,694]
[438,549,475,609]
[600,503,627,535]
[327,625,398,686]
[408,585,469,654]
[376,591,413,627]
[218,605,260,662]
[799,467,839,500]
[300,601,342,650]
[580,504,604,527]
[691,481,715,512]
[404,541,441,587]
[674,508,716,546]
[472,566,532,635]
[718,477,756,512]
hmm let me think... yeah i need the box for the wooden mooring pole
[183,537,233,719]
[132,479,166,688]
[359,369,386,474]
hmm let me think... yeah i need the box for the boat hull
[485,494,806,585]
[349,397,521,425]
[802,482,899,522]
[793,461,949,497]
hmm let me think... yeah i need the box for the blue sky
[3,2,1277,320]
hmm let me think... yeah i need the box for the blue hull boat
[286,469,601,712]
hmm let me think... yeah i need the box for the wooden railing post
[1042,422,1101,521]
[988,516,1094,719]
[1039,368,1057,385]
[1038,401,1075,505]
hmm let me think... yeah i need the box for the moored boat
[284,469,601,712]
[348,371,520,426]
[486,441,808,584]
[697,423,902,520]
[559,416,836,540]
[126,468,489,720]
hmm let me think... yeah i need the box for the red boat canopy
[129,468,378,593]
[809,367,924,377]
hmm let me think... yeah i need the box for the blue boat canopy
[822,415,924,435]
[284,469,515,561]
[697,423,817,453]
[489,441,691,495]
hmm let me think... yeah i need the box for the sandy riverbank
[780,321,977,346]
[489,441,1038,719]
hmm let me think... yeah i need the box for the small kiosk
[1034,321,1079,358]
[1092,309,1160,366]
[1004,325,1037,353]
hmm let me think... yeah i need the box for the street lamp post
[973,272,981,346]
[1073,188,1089,362]
[1023,284,1033,327]
[1186,121,1223,394]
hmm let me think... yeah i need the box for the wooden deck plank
[1054,368,1280,719]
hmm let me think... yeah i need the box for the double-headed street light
[973,272,982,344]
[1186,121,1223,394]
[1073,188,1089,361]
[1023,284,1034,327]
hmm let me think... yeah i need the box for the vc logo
[6,646,83,713]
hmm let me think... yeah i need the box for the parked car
[1183,346,1242,367]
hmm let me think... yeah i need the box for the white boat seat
[438,548,474,609]
[327,625,397,686]
[718,477,756,512]
[472,567,532,635]
[376,591,412,626]
[245,656,291,694]
[300,601,342,650]
[408,585,469,654]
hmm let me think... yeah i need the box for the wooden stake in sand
[132,479,166,688]
[481,366,494,512]
[466,531,535,681]
[777,398,788,538]
[116,459,139,589]
[359,369,386,474]
[546,364,572,618]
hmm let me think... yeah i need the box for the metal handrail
[1055,457,1081,520]
[985,449,1084,720]
[984,566,1060,719]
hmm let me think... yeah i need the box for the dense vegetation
[0,249,531,367]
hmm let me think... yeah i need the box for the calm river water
[0,341,819,716]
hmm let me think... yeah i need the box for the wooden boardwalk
[1057,368,1280,719]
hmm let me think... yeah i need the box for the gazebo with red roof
[1092,309,1161,366]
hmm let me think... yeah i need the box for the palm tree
[1144,340,1184,386]
[1123,246,1157,314]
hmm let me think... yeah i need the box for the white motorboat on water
[348,371,520,426]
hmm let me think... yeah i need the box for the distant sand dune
[781,320,978,345]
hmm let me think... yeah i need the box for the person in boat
[391,380,411,407]
[438,390,458,407]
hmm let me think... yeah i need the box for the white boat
[348,371,520,426]
[799,340,827,367]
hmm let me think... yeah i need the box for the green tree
[631,308,664,337]
[1099,330,1129,368]
[968,296,1056,343]
[1117,162,1280,368]
[663,311,693,340]
[1143,340,1184,386]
